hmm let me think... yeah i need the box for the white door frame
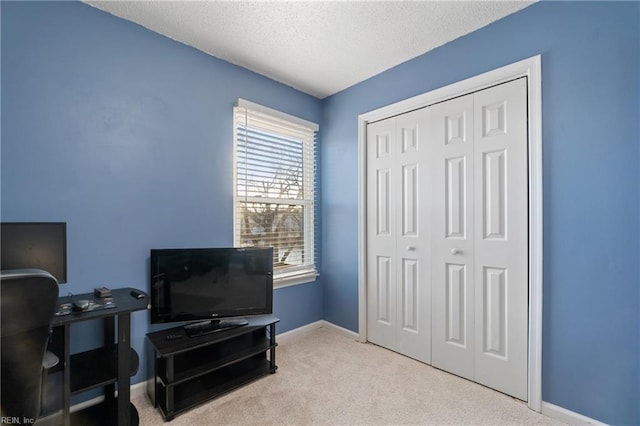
[357,55,543,411]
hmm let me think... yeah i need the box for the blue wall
[320,2,639,424]
[1,0,322,386]
[2,1,639,424]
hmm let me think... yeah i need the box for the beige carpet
[133,326,562,425]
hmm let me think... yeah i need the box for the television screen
[1,222,67,284]
[150,247,273,324]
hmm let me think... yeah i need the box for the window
[233,99,318,287]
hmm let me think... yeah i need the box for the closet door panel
[366,117,398,350]
[395,109,431,363]
[473,78,528,400]
[430,94,475,380]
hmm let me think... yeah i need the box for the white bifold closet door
[366,78,528,400]
[430,77,528,400]
[366,108,432,364]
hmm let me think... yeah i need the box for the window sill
[273,270,318,289]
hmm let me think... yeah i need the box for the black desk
[48,287,148,426]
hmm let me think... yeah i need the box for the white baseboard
[319,320,359,339]
[276,320,324,343]
[276,319,359,344]
[541,402,607,425]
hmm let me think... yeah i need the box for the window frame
[233,99,318,288]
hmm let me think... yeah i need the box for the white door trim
[357,55,543,412]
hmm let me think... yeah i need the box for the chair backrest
[1,269,58,419]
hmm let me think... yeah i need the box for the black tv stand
[146,315,278,421]
[184,318,249,337]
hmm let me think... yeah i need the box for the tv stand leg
[268,323,277,372]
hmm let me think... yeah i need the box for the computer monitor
[1,222,67,284]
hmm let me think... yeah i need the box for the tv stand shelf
[146,315,279,421]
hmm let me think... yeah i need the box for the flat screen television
[1,222,67,284]
[150,247,273,336]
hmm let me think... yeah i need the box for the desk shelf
[70,346,139,395]
[70,399,139,426]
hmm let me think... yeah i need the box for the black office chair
[1,269,58,420]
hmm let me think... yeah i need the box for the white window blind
[233,100,318,285]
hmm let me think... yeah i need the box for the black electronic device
[0,222,67,283]
[72,299,90,311]
[94,287,111,298]
[56,303,73,316]
[69,297,115,313]
[130,289,145,299]
[149,247,273,335]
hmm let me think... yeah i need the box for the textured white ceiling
[84,1,534,99]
